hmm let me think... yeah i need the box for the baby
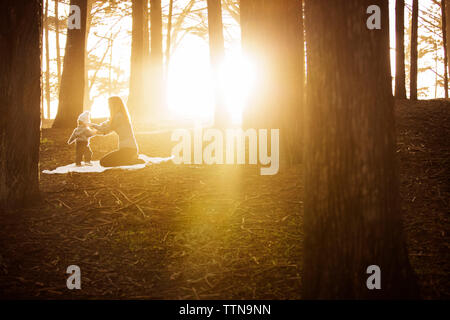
[67,111,96,166]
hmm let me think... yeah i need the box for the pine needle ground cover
[0,99,448,299]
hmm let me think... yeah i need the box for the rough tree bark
[447,0,450,84]
[0,0,41,208]
[53,0,88,128]
[41,3,45,123]
[410,0,418,100]
[303,0,418,299]
[207,0,228,127]
[299,0,305,89]
[442,0,448,98]
[395,0,407,99]
[285,0,304,164]
[240,0,304,165]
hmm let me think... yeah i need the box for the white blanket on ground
[42,154,173,174]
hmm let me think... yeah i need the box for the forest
[0,0,449,300]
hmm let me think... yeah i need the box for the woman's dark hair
[108,96,131,123]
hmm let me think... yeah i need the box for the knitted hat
[77,111,90,123]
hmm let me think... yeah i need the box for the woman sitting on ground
[91,96,144,167]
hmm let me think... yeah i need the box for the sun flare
[90,38,256,126]
[166,37,256,125]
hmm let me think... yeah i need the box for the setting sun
[167,39,256,124]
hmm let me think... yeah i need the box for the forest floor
[0,99,449,299]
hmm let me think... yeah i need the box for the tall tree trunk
[129,0,148,121]
[41,21,45,123]
[143,0,150,64]
[303,0,418,299]
[0,0,41,208]
[240,0,268,129]
[410,0,418,100]
[41,1,45,122]
[55,0,61,86]
[286,0,304,165]
[404,8,412,96]
[83,0,93,110]
[53,0,88,128]
[165,0,174,79]
[150,0,163,120]
[299,0,305,88]
[446,0,450,88]
[207,0,227,127]
[45,0,51,119]
[150,0,162,63]
[395,0,407,99]
[442,0,449,98]
[240,0,304,165]
[143,0,150,95]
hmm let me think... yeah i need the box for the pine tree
[447,0,450,80]
[396,0,407,98]
[53,0,88,128]
[303,0,418,299]
[149,0,164,120]
[442,0,449,97]
[129,0,149,121]
[207,0,228,127]
[44,0,51,119]
[240,0,304,165]
[410,0,419,100]
[55,0,62,87]
[0,0,41,208]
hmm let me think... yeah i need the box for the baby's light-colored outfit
[68,125,96,165]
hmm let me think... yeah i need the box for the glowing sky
[43,0,447,121]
